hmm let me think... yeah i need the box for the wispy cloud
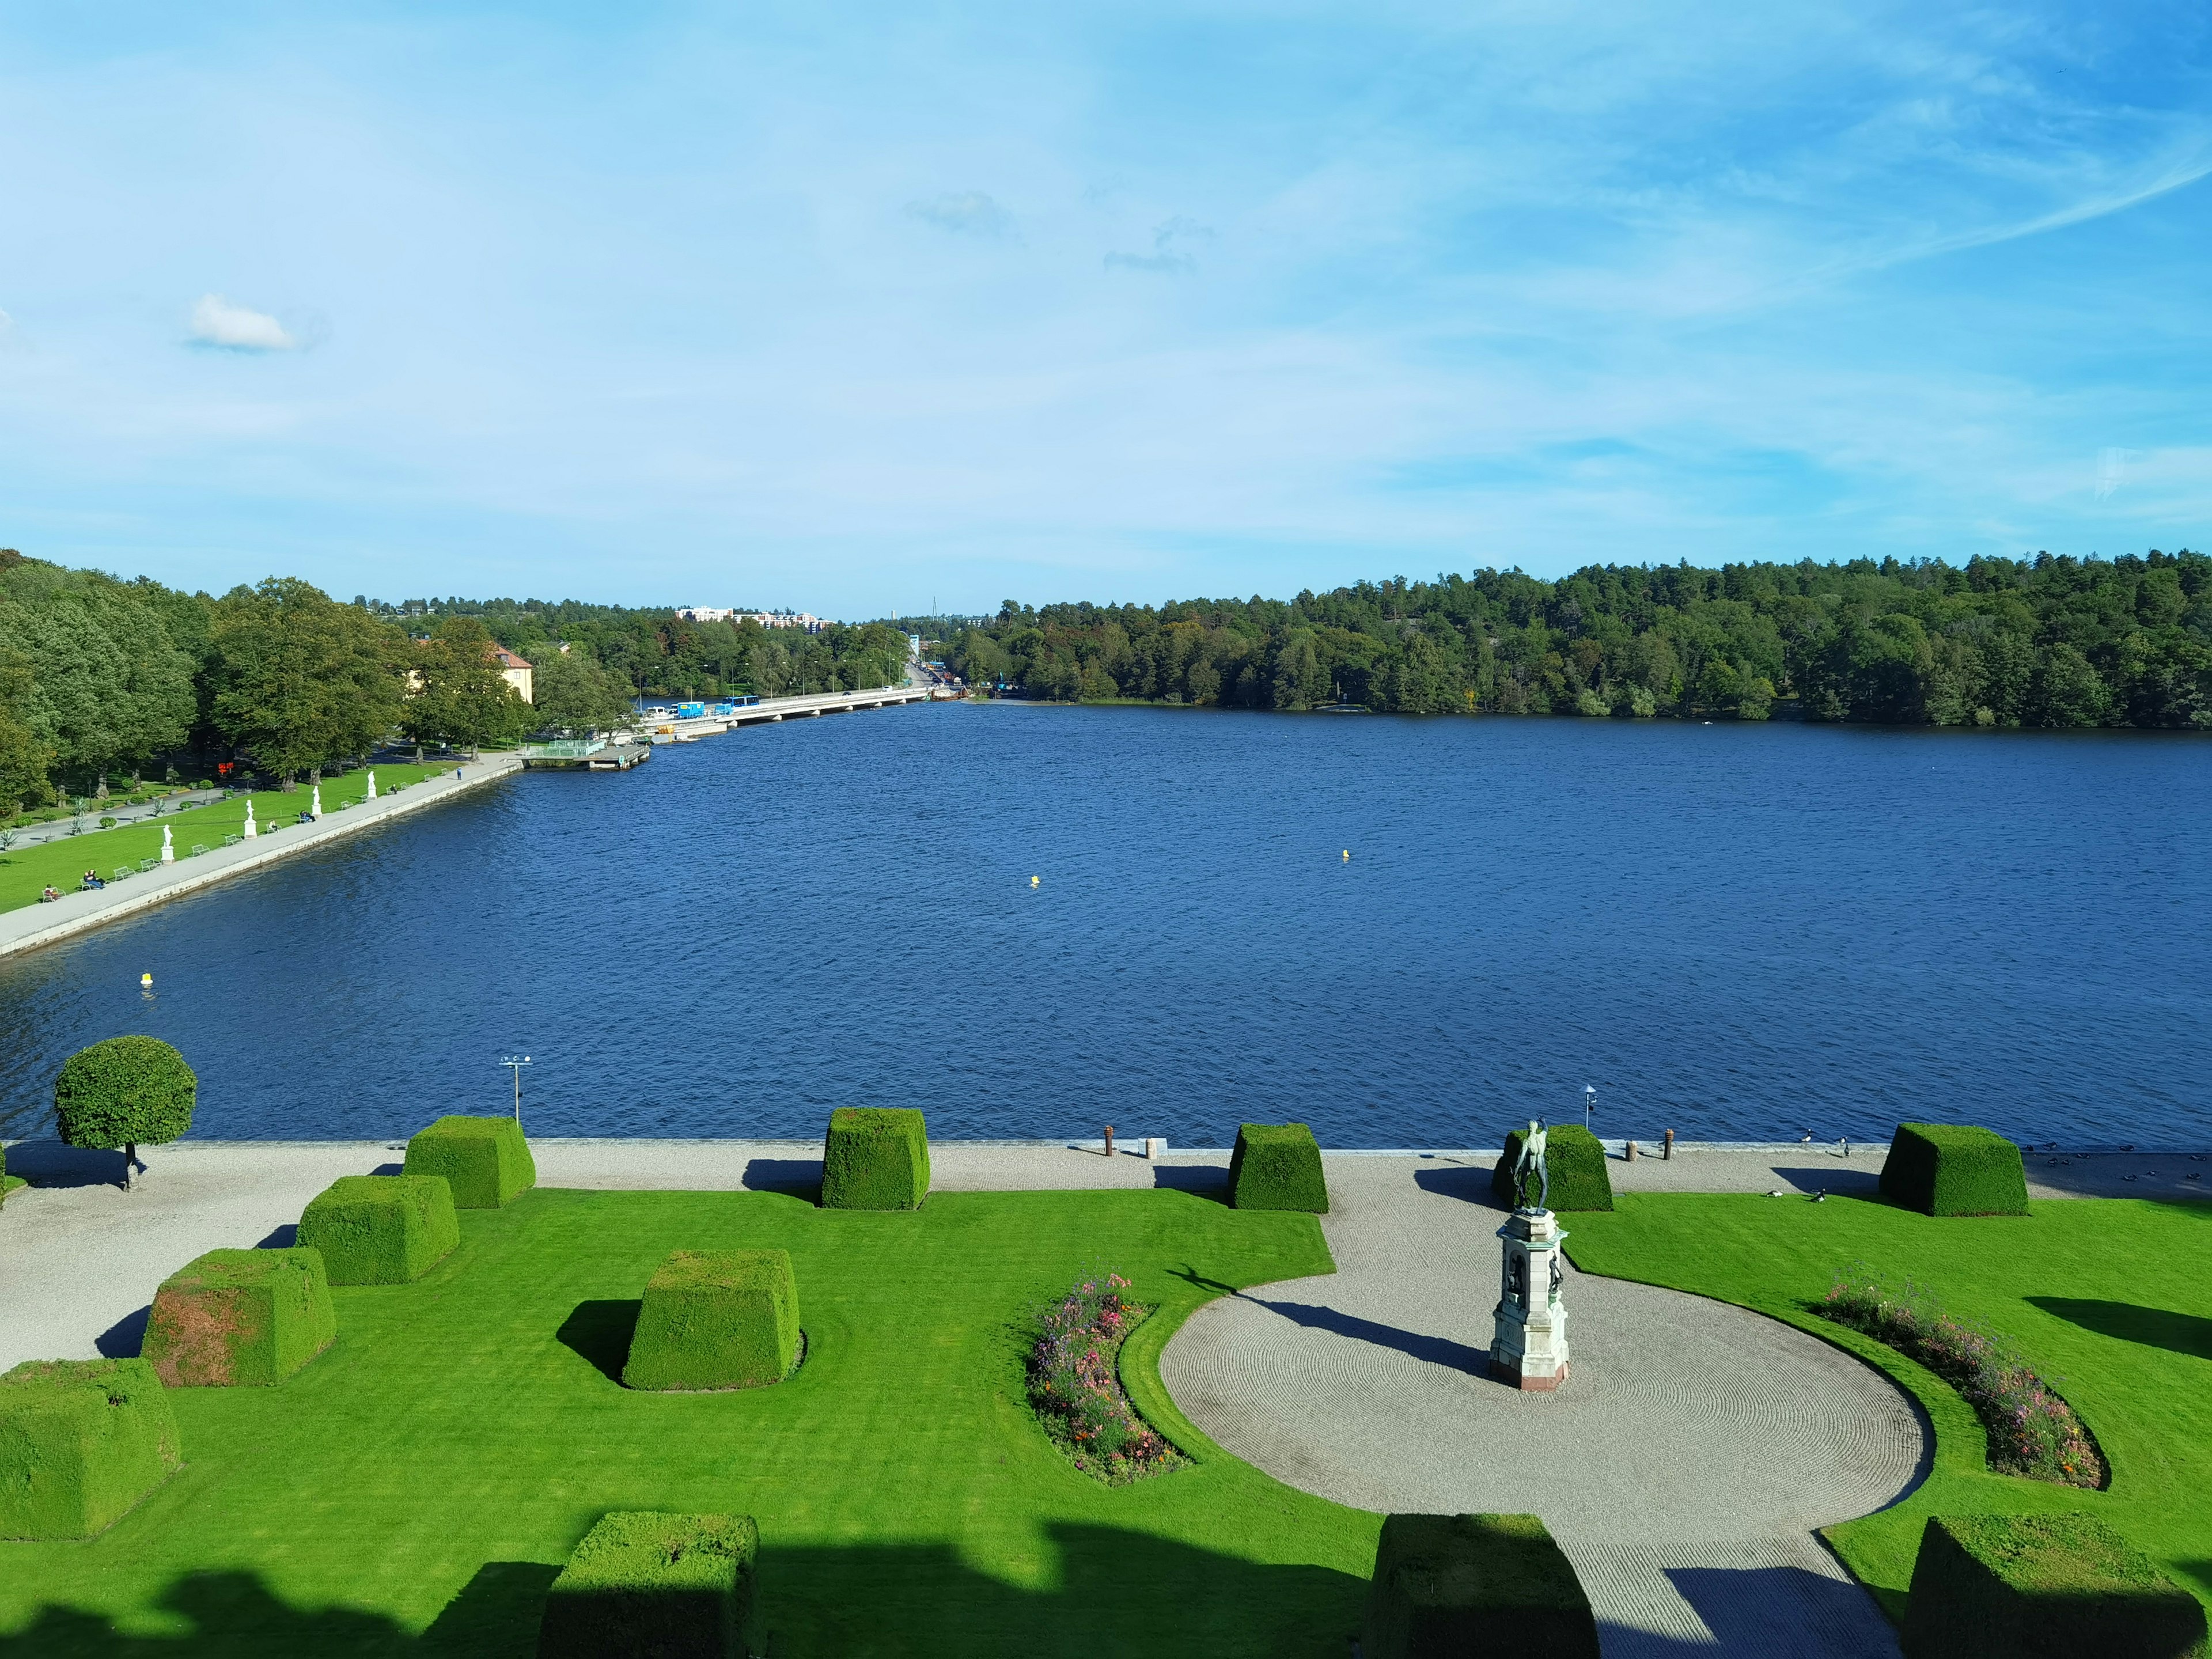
[1105,215,1213,275]
[907,192,1018,239]
[189,294,298,351]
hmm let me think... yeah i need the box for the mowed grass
[1566,1193,2212,1618]
[0,1187,1371,1657]
[0,766,456,915]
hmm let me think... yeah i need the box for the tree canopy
[948,551,2212,728]
[210,578,410,783]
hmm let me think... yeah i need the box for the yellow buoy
[141,972,153,987]
[1030,875,1040,888]
[1342,850,1350,862]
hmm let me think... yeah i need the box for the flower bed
[1027,1272,1186,1484]
[1820,1272,2104,1488]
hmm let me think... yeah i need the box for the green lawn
[0,1187,1370,1657]
[0,766,456,915]
[1566,1193,2212,1619]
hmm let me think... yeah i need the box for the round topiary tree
[54,1036,196,1191]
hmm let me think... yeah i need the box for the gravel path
[1160,1158,1927,1658]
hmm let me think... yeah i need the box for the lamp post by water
[501,1055,531,1125]
[1584,1084,1595,1137]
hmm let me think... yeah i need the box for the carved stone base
[1489,1351,1570,1391]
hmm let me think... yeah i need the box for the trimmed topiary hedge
[537,1510,763,1659]
[1228,1123,1328,1212]
[1363,1513,1600,1659]
[623,1249,801,1392]
[1880,1124,2029,1217]
[297,1175,460,1285]
[1901,1513,2206,1659]
[142,1248,337,1387]
[0,1140,22,1206]
[0,1358,182,1540]
[404,1115,536,1209]
[820,1107,929,1210]
[1491,1123,1613,1211]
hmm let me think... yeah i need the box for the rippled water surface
[2,703,2207,1147]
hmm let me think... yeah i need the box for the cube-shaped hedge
[1228,1123,1329,1212]
[537,1511,763,1659]
[142,1247,337,1387]
[1901,1513,2206,1659]
[297,1175,460,1285]
[0,1358,181,1540]
[403,1115,536,1210]
[1491,1123,1613,1212]
[820,1107,929,1210]
[1363,1513,1600,1659]
[623,1249,801,1392]
[1880,1124,2029,1217]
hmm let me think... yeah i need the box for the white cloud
[189,294,298,351]
[1105,216,1213,275]
[906,192,1018,238]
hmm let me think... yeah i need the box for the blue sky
[0,2,2205,616]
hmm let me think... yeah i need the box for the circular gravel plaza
[1162,1157,1929,1659]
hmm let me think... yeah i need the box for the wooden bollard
[1663,1128,1675,1161]
[1104,1125,1115,1158]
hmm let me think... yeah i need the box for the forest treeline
[0,555,908,813]
[364,595,910,706]
[949,551,2212,728]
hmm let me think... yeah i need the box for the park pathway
[1160,1158,1927,1658]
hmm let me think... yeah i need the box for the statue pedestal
[1490,1207,1570,1391]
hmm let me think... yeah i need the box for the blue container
[676,702,706,719]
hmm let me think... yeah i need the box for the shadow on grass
[741,1158,821,1199]
[554,1299,640,1384]
[0,1527,1367,1658]
[2027,1297,2212,1362]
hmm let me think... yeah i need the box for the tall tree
[210,578,410,786]
[529,643,637,736]
[402,617,529,759]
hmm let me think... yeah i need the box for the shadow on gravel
[1245,1297,1490,1374]
[1641,1563,1899,1659]
[0,1140,130,1190]
[554,1299,640,1385]
[1411,1164,1508,1210]
[0,1527,1367,1658]
[95,1305,150,1358]
[2028,1296,2212,1362]
[1151,1165,1229,1200]
[1765,1166,1882,1198]
[256,1224,298,1248]
[742,1157,821,1198]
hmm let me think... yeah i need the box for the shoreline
[0,755,524,960]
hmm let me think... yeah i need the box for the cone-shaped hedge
[404,1115,536,1209]
[1880,1124,2029,1217]
[1228,1123,1329,1212]
[1363,1513,1599,1659]
[1901,1513,2206,1658]
[820,1108,929,1210]
[1491,1124,1613,1211]
[0,1358,181,1540]
[537,1511,762,1659]
[143,1248,337,1387]
[622,1249,801,1392]
[298,1175,459,1285]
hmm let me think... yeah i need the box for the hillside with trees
[950,552,2212,728]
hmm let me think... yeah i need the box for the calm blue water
[2,704,2207,1148]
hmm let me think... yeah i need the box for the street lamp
[501,1055,531,1126]
[1583,1084,1595,1137]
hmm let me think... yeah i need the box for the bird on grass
[1812,1188,1828,1202]
[1766,1188,1787,1198]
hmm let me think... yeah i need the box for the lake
[2,703,2207,1149]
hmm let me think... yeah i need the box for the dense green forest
[0,556,908,815]
[949,551,2212,728]
[361,595,911,704]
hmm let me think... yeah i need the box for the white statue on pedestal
[365,770,377,801]
[243,800,257,839]
[1491,1117,1571,1391]
[160,825,174,863]
[310,784,323,818]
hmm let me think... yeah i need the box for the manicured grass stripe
[1564,1193,2212,1621]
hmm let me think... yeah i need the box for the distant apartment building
[488,643,534,703]
[674,607,829,634]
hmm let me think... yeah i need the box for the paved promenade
[0,755,524,960]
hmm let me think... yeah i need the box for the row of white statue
[157,772,379,865]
